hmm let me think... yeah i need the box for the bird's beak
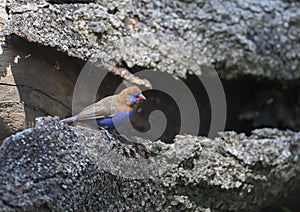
[138,94,146,101]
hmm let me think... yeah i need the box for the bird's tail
[61,115,78,124]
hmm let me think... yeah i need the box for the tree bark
[0,117,299,211]
[3,0,300,80]
[0,0,300,210]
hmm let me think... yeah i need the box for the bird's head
[119,86,146,107]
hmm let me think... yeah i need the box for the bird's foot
[106,129,133,143]
[99,127,115,141]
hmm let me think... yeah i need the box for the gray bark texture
[3,0,300,80]
[0,117,299,211]
[0,0,300,211]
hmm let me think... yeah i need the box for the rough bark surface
[3,0,300,80]
[0,0,300,211]
[0,117,299,211]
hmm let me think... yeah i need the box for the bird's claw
[99,127,115,141]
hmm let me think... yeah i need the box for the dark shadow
[130,73,300,142]
[223,76,300,134]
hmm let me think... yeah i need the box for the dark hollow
[2,36,300,143]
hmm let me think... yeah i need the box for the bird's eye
[134,94,139,98]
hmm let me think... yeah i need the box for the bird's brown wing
[76,95,119,121]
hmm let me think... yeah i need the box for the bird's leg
[98,126,130,142]
[99,127,115,141]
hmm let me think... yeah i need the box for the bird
[61,86,146,129]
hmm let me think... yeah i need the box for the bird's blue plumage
[96,109,137,129]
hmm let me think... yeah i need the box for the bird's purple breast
[96,110,136,129]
